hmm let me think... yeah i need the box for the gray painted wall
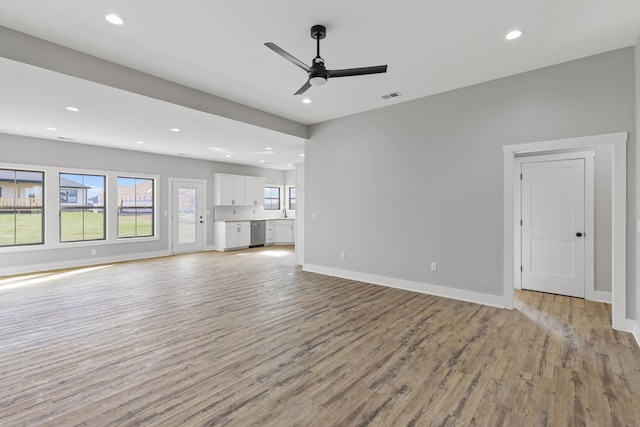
[636,36,640,322]
[0,133,286,272]
[306,48,635,311]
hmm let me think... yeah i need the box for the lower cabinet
[213,221,250,251]
[214,219,294,251]
[266,220,275,246]
[274,220,294,244]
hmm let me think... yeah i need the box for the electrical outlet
[91,249,97,256]
[340,251,345,259]
[312,213,318,220]
[430,262,437,271]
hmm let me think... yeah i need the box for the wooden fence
[0,197,43,208]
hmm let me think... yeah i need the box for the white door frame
[514,152,595,299]
[503,132,627,331]
[168,177,207,254]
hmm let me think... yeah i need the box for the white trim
[588,291,612,304]
[627,319,640,348]
[503,132,627,330]
[303,264,505,308]
[0,250,170,277]
[513,152,596,301]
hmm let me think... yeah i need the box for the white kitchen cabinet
[265,220,275,245]
[214,174,245,205]
[213,221,250,251]
[274,220,294,244]
[245,177,266,206]
[214,173,266,206]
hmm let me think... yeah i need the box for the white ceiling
[0,0,639,169]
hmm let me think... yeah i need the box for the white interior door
[521,159,585,297]
[172,180,205,254]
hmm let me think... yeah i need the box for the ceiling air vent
[381,91,402,100]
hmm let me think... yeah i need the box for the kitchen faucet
[283,208,287,218]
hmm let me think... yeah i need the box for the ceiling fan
[265,25,388,95]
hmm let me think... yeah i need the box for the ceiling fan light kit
[265,24,388,95]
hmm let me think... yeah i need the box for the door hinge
[520,219,523,226]
[521,266,523,272]
[520,173,523,180]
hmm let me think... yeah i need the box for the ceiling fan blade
[328,65,388,78]
[294,80,312,95]
[264,42,310,72]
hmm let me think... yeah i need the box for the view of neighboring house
[89,178,153,212]
[59,177,91,207]
[0,169,43,208]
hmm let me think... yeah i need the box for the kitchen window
[288,186,296,210]
[0,168,44,247]
[264,186,280,210]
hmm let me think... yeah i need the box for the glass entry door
[171,180,205,254]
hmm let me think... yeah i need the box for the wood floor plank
[0,246,639,426]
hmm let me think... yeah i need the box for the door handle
[576,232,583,237]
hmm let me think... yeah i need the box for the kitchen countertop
[215,218,294,222]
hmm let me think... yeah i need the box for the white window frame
[264,185,282,211]
[0,161,159,254]
[286,185,296,211]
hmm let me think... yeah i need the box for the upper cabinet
[245,177,265,207]
[214,173,266,206]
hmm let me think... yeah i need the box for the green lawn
[118,214,153,238]
[0,212,43,246]
[0,211,153,246]
[60,211,105,241]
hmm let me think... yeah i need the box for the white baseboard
[303,264,505,309]
[586,290,612,304]
[627,319,640,348]
[0,250,171,277]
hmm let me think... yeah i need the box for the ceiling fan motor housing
[309,57,328,85]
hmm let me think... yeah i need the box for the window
[117,177,154,238]
[60,189,78,203]
[288,187,296,210]
[60,173,105,242]
[0,169,44,247]
[264,186,280,210]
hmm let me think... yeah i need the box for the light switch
[312,213,318,220]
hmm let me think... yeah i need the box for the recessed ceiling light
[505,30,523,40]
[136,141,145,144]
[170,128,181,132]
[287,164,293,167]
[45,126,56,131]
[266,147,272,150]
[225,154,232,158]
[259,160,266,163]
[66,106,79,112]
[302,98,312,104]
[299,154,305,157]
[105,14,124,26]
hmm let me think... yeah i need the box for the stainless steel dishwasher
[250,220,266,247]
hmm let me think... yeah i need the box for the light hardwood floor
[0,246,638,426]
